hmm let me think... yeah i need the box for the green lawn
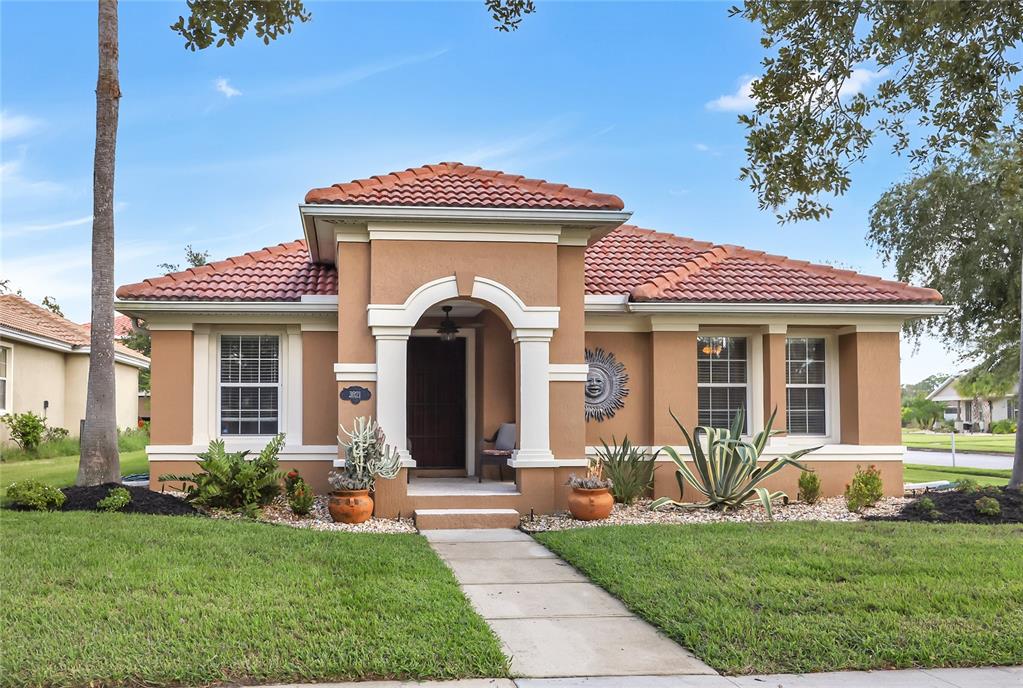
[1,512,508,687]
[902,431,1015,454]
[535,522,1023,675]
[904,463,1011,487]
[0,450,148,501]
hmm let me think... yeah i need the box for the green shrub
[284,468,303,496]
[797,470,822,504]
[913,495,941,520]
[955,478,981,494]
[96,486,132,512]
[845,465,884,512]
[651,408,819,518]
[117,426,150,452]
[990,419,1017,434]
[42,426,70,443]
[6,479,65,511]
[975,496,1001,517]
[1,412,46,451]
[596,436,655,504]
[288,478,315,516]
[159,434,285,517]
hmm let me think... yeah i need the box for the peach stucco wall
[150,330,192,444]
[584,331,652,446]
[370,240,559,306]
[839,331,902,445]
[303,331,338,445]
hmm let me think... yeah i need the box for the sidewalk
[423,528,714,678]
[257,665,1023,687]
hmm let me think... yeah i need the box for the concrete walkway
[423,529,715,678]
[257,665,1023,687]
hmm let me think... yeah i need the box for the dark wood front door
[407,337,466,469]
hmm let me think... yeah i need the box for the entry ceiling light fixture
[438,305,459,342]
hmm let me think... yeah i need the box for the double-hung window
[785,337,827,435]
[219,335,280,435]
[697,336,748,432]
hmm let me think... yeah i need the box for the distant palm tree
[955,373,1016,432]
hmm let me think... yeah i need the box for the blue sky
[1,1,956,382]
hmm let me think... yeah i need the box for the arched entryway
[366,275,559,473]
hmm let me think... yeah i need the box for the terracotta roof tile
[115,240,337,302]
[0,295,148,360]
[304,162,625,210]
[83,314,134,338]
[586,226,942,304]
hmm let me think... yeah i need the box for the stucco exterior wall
[584,331,652,446]
[150,330,193,444]
[839,331,902,445]
[303,330,338,445]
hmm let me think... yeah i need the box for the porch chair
[478,422,516,483]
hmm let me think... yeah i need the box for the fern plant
[651,408,818,518]
[159,434,285,516]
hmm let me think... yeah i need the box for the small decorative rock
[520,497,911,532]
[209,495,416,534]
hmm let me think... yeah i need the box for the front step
[414,508,520,530]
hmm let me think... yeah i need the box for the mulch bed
[868,487,1023,524]
[61,483,201,516]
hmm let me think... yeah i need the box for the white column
[286,325,303,446]
[373,326,414,466]
[510,329,556,466]
[192,325,211,446]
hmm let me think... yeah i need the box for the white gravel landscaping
[520,496,912,532]
[209,495,417,533]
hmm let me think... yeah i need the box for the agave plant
[650,408,819,518]
[596,435,655,504]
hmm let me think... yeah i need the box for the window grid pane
[697,336,748,432]
[785,337,827,435]
[220,335,279,436]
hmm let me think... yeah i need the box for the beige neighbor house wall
[0,339,142,447]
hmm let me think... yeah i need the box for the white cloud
[0,111,40,141]
[4,214,93,238]
[706,68,885,113]
[694,143,711,152]
[0,158,63,198]
[706,75,756,112]
[215,77,241,98]
[281,48,449,96]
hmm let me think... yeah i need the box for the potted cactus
[566,458,614,521]
[327,417,402,524]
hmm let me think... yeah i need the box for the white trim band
[549,363,589,382]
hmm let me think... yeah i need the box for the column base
[509,449,558,468]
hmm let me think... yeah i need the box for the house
[115,163,945,517]
[928,376,1019,432]
[0,295,150,443]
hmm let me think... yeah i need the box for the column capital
[371,325,412,340]
[511,328,554,343]
[760,324,788,335]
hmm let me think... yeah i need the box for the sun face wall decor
[584,347,629,422]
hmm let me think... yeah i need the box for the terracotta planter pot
[328,489,373,524]
[568,487,614,521]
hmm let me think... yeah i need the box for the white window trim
[195,325,303,447]
[0,344,11,413]
[696,332,763,434]
[780,331,840,446]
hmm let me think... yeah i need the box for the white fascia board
[300,294,338,304]
[583,294,629,312]
[114,300,337,315]
[623,302,950,317]
[0,327,149,368]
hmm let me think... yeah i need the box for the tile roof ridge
[629,242,734,301]
[115,240,307,299]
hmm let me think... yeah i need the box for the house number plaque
[340,386,372,405]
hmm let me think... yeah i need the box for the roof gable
[304,162,625,211]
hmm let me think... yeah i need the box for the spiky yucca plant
[159,433,285,516]
[650,409,818,518]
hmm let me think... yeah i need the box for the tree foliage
[485,0,536,31]
[901,372,949,404]
[171,0,312,50]
[158,244,210,273]
[41,296,63,317]
[901,395,943,429]
[868,137,1022,375]
[732,1,1023,223]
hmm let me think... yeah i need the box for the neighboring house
[84,313,151,422]
[0,295,150,444]
[928,376,1020,432]
[115,163,946,516]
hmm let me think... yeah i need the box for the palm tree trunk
[77,0,121,486]
[1011,254,1023,490]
